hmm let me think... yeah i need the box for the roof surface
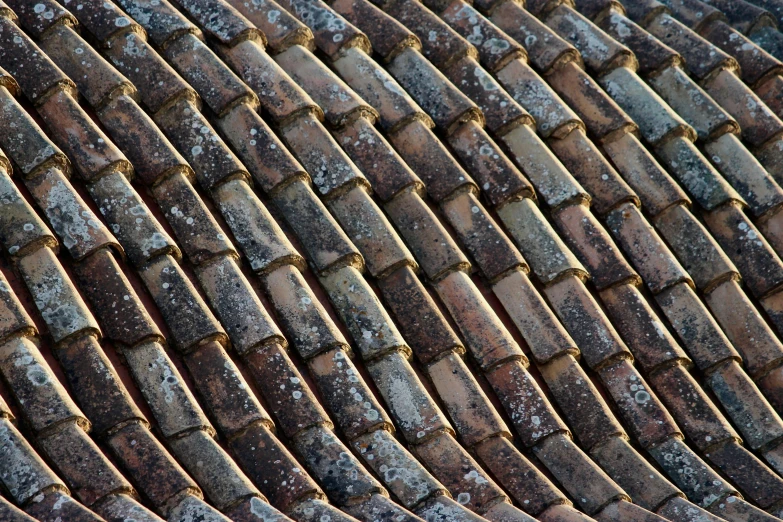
[0,0,782,521]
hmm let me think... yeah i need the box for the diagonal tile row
[0,0,782,521]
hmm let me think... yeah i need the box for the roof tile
[599,283,689,372]
[16,245,100,343]
[352,428,445,507]
[590,436,679,512]
[280,112,367,196]
[655,136,743,210]
[97,94,191,187]
[164,495,231,522]
[114,0,200,47]
[243,342,331,438]
[0,270,36,343]
[341,494,420,522]
[152,172,235,265]
[388,48,482,133]
[654,281,741,370]
[182,341,273,437]
[37,88,132,181]
[122,340,212,437]
[271,178,362,271]
[441,189,528,282]
[0,17,76,104]
[106,420,198,512]
[38,420,133,505]
[496,59,583,138]
[53,0,140,43]
[320,266,409,359]
[155,98,248,190]
[532,432,627,514]
[0,170,57,257]
[212,179,303,273]
[0,87,68,177]
[597,358,680,446]
[219,38,319,124]
[88,171,180,266]
[139,254,227,351]
[307,347,392,437]
[291,424,383,503]
[261,265,348,357]
[280,0,370,58]
[177,0,262,45]
[441,1,525,72]
[443,55,533,134]
[216,103,306,194]
[548,129,638,215]
[223,0,313,53]
[39,24,135,109]
[546,4,637,72]
[552,201,639,288]
[703,200,783,296]
[0,417,64,504]
[376,265,464,363]
[600,10,682,75]
[538,354,625,450]
[411,431,505,513]
[226,425,321,512]
[26,166,118,260]
[55,332,146,434]
[435,270,526,369]
[167,429,259,510]
[71,248,163,347]
[24,490,103,521]
[103,32,196,114]
[606,202,691,293]
[195,256,284,353]
[704,21,783,87]
[163,32,257,116]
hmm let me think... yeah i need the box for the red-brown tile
[38,88,132,182]
[435,270,525,370]
[216,102,306,195]
[0,172,57,258]
[115,0,199,48]
[139,254,227,352]
[603,132,689,217]
[352,428,445,508]
[0,269,36,343]
[103,32,194,115]
[493,269,578,364]
[17,245,101,344]
[212,178,304,274]
[307,347,392,438]
[485,360,567,447]
[549,129,638,216]
[389,119,475,202]
[38,420,133,506]
[376,265,464,364]
[261,265,348,359]
[447,120,534,206]
[544,275,632,368]
[73,248,162,347]
[428,352,508,446]
[491,2,580,72]
[6,0,74,38]
[538,354,625,451]
[291,424,383,503]
[243,342,331,438]
[703,21,782,88]
[51,0,139,44]
[0,417,64,504]
[26,166,118,260]
[320,265,408,360]
[342,494,421,522]
[219,39,319,124]
[387,48,482,134]
[25,490,103,522]
[122,340,212,437]
[195,255,284,354]
[600,10,681,77]
[183,341,272,438]
[333,116,423,202]
[280,0,370,59]
[176,0,262,46]
[152,171,235,265]
[88,171,180,267]
[496,59,583,139]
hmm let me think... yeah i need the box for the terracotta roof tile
[9,0,783,519]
